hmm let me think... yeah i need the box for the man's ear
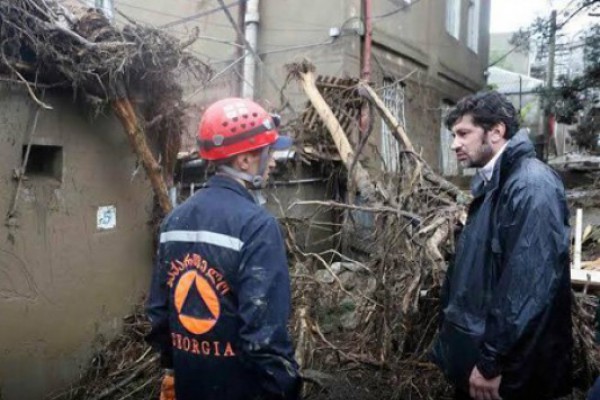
[489,122,507,143]
[232,153,251,172]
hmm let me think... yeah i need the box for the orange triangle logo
[174,270,220,335]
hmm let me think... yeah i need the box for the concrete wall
[256,0,363,108]
[0,84,154,400]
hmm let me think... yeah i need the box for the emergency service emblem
[166,253,235,357]
[174,269,219,335]
[167,253,230,335]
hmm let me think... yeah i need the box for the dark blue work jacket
[146,175,300,400]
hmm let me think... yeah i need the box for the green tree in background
[507,1,599,149]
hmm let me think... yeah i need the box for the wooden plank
[574,209,583,270]
[571,269,600,286]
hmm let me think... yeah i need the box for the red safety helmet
[197,98,292,161]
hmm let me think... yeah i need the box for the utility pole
[543,10,557,160]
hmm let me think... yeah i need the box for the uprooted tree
[0,0,212,217]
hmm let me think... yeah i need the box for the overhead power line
[115,0,243,28]
[215,0,297,116]
[159,0,243,29]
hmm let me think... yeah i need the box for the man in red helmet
[146,98,300,400]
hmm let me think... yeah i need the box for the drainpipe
[242,0,259,99]
[236,0,247,97]
[360,0,372,136]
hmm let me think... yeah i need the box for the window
[446,0,461,40]
[87,0,114,21]
[439,102,458,176]
[467,0,480,52]
[22,144,63,181]
[380,78,405,173]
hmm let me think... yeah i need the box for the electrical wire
[115,1,188,19]
[159,0,242,28]
[258,39,335,56]
[488,0,595,68]
[116,3,331,33]
[184,53,248,102]
[215,0,297,116]
[373,0,425,20]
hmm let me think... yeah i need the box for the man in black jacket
[432,91,573,400]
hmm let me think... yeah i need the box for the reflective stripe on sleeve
[160,230,244,251]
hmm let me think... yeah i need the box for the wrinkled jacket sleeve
[145,240,174,369]
[238,215,301,400]
[477,179,568,378]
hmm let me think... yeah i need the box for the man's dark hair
[445,91,520,139]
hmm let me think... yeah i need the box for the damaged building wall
[0,84,154,400]
[367,0,490,174]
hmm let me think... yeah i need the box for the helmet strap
[256,145,271,184]
[216,146,271,195]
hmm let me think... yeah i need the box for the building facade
[111,0,491,176]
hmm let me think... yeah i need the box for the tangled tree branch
[0,0,212,216]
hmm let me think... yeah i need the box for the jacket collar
[470,129,535,198]
[206,175,256,204]
[478,142,508,183]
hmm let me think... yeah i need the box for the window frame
[467,0,481,52]
[380,78,405,173]
[445,0,461,40]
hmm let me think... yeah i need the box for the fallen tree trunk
[112,97,172,215]
[291,64,377,202]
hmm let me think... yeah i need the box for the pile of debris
[280,62,463,400]
[48,308,161,400]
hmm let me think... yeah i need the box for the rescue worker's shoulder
[159,196,197,230]
[239,206,282,243]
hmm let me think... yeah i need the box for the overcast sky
[490,0,593,34]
